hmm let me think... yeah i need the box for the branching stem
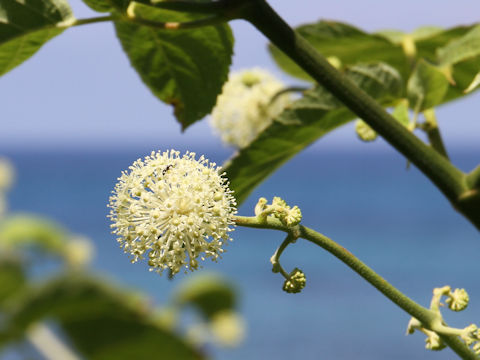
[270,234,295,279]
[421,109,449,159]
[232,0,480,230]
[269,86,308,105]
[72,16,117,27]
[234,215,478,359]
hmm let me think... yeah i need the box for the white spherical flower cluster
[210,68,291,148]
[108,150,237,275]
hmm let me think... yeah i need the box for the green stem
[234,215,478,359]
[234,0,480,229]
[72,16,117,27]
[422,109,449,160]
[270,234,294,279]
[269,86,308,105]
[466,166,480,190]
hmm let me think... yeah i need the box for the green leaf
[269,21,406,81]
[81,0,114,13]
[464,71,480,94]
[114,2,233,129]
[0,0,74,76]
[375,26,443,45]
[347,62,403,101]
[224,63,403,205]
[3,275,203,360]
[437,25,480,66]
[172,273,236,320]
[391,99,410,127]
[407,60,449,111]
[269,21,480,104]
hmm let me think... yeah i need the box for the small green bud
[446,288,469,312]
[272,196,287,208]
[355,119,377,142]
[425,332,446,351]
[254,197,268,216]
[460,324,478,346]
[285,205,302,226]
[282,268,306,294]
[241,72,261,87]
[473,341,480,355]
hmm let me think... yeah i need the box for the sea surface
[1,145,479,360]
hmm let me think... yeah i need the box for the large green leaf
[2,275,203,360]
[115,2,233,129]
[269,21,475,83]
[269,21,480,109]
[81,0,114,13]
[269,21,406,81]
[407,60,449,111]
[0,0,74,76]
[224,63,403,205]
[437,25,480,66]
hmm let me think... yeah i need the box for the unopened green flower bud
[460,324,478,346]
[254,197,268,216]
[272,196,287,208]
[446,288,469,312]
[285,206,302,226]
[282,268,306,294]
[473,341,480,355]
[355,119,377,142]
[425,331,446,351]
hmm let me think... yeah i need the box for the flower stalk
[234,214,478,359]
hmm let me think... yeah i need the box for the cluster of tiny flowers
[108,150,237,275]
[446,288,469,311]
[255,196,302,227]
[210,68,291,148]
[282,268,306,294]
[424,331,446,351]
[407,286,480,354]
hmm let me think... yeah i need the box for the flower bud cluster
[424,331,446,351]
[446,287,469,311]
[282,268,306,294]
[407,285,480,354]
[108,150,237,275]
[255,196,302,227]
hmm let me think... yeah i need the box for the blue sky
[1,0,479,151]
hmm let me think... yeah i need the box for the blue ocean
[2,144,479,360]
